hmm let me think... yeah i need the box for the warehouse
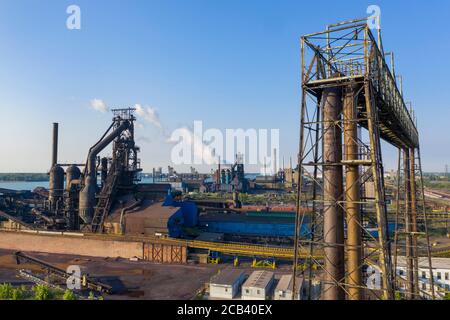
[209,269,246,299]
[241,270,274,300]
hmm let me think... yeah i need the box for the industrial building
[241,270,274,300]
[396,257,450,298]
[0,17,442,301]
[209,269,246,299]
[212,154,249,193]
[273,275,303,300]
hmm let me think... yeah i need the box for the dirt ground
[0,249,222,300]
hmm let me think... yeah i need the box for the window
[422,271,426,279]
[437,272,442,280]
[422,283,427,290]
[257,290,260,295]
[445,272,449,281]
[445,284,449,291]
[225,288,228,292]
[245,289,249,294]
[399,269,404,276]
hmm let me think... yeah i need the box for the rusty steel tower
[292,19,434,300]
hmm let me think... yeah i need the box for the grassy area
[0,283,103,300]
[423,174,450,191]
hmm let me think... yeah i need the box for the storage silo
[66,164,81,190]
[49,164,64,211]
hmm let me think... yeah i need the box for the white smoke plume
[134,104,162,129]
[168,127,217,165]
[90,99,108,113]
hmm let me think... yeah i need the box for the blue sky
[0,0,449,172]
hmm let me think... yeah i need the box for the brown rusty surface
[0,249,220,300]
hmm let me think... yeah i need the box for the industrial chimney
[49,122,64,213]
[52,122,58,167]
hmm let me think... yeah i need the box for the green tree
[11,287,24,300]
[63,289,76,300]
[33,284,51,300]
[0,283,13,300]
[444,292,450,300]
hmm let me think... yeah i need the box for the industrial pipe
[322,86,345,300]
[343,85,362,300]
[86,121,130,180]
[79,120,130,224]
[404,148,414,299]
[49,123,63,213]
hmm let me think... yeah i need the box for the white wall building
[209,269,246,299]
[241,270,274,300]
[273,275,303,300]
[366,257,450,299]
[396,256,450,299]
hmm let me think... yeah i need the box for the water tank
[66,165,81,190]
[49,165,64,209]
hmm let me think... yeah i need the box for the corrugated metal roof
[242,271,274,289]
[275,275,303,293]
[396,256,450,270]
[210,269,245,286]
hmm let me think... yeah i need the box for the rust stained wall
[0,231,144,259]
[143,243,187,263]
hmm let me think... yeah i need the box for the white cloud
[90,99,108,113]
[134,104,162,129]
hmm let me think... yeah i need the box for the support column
[322,86,345,300]
[343,85,362,300]
[404,149,414,299]
[409,148,419,296]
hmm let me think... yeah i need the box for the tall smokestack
[52,123,58,167]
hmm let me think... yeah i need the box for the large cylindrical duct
[66,165,81,191]
[343,85,362,300]
[322,86,345,300]
[49,164,64,212]
[79,175,97,224]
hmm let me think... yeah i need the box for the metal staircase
[90,159,121,233]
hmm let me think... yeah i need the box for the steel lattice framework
[292,18,434,300]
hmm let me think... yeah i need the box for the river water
[0,174,262,191]
[0,177,156,191]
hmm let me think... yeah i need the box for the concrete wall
[0,231,189,264]
[0,231,144,259]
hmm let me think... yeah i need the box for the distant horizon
[0,1,449,172]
